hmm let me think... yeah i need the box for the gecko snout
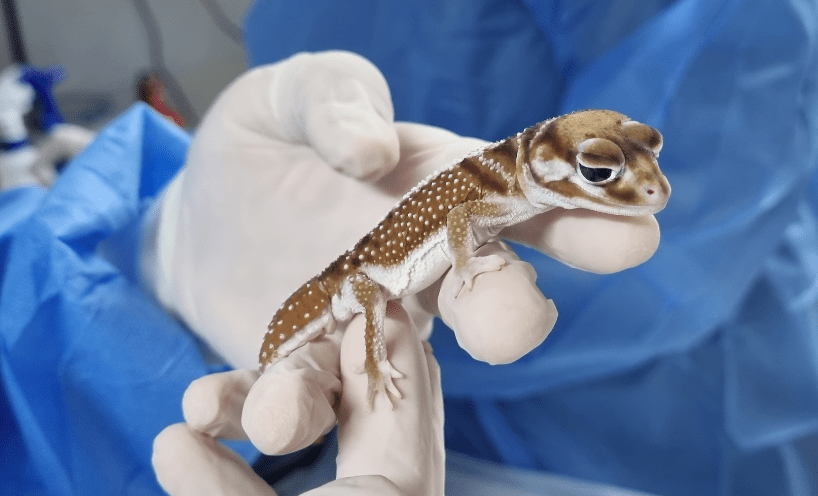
[641,177,671,208]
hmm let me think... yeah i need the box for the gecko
[259,109,671,407]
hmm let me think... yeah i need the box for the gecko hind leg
[351,274,404,409]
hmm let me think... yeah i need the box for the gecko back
[260,276,334,367]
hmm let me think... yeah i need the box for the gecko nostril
[646,189,655,195]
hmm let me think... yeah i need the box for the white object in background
[0,65,39,190]
[0,65,95,191]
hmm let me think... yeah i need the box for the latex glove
[145,51,660,496]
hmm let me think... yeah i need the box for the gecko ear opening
[576,138,624,184]
[622,120,663,155]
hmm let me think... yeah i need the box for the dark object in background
[137,71,186,128]
[1,0,27,63]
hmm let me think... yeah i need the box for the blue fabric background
[0,106,255,495]
[250,1,818,495]
[1,0,817,494]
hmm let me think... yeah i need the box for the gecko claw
[365,359,404,410]
[453,254,507,297]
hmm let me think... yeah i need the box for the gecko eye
[576,138,624,185]
[578,164,615,182]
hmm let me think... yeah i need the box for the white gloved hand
[145,51,660,496]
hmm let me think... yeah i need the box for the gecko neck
[511,122,583,211]
[513,126,552,208]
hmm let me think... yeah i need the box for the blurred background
[0,0,251,128]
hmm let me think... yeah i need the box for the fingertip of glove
[242,370,337,455]
[303,91,400,180]
[293,52,399,180]
[326,123,400,181]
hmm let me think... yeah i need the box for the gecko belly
[362,228,452,299]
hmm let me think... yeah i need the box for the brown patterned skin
[259,110,671,407]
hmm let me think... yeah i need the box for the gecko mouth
[564,183,671,216]
[587,170,671,214]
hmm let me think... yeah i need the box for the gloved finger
[301,475,406,496]
[202,50,399,180]
[436,241,557,364]
[374,122,487,198]
[153,423,277,496]
[335,302,445,496]
[502,209,661,274]
[242,330,343,455]
[296,52,400,180]
[181,369,259,440]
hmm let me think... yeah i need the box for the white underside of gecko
[274,305,335,358]
[270,194,549,365]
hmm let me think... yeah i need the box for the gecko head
[517,110,670,216]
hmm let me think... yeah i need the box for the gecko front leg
[446,199,507,297]
[350,273,404,408]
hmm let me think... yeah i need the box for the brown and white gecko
[259,109,670,407]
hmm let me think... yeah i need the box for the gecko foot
[453,254,506,297]
[366,359,404,409]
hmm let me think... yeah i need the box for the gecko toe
[381,359,404,400]
[453,254,507,297]
[366,359,404,410]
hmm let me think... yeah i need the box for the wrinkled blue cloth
[0,105,256,496]
[246,0,818,495]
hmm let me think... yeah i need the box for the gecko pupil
[579,164,614,183]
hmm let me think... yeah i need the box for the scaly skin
[260,110,671,408]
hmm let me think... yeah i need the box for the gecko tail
[259,278,334,370]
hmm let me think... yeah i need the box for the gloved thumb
[268,51,400,180]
